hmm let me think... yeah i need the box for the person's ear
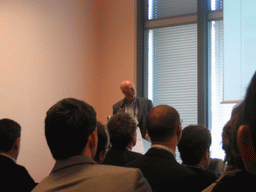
[177,124,182,142]
[237,125,256,175]
[98,151,104,163]
[204,148,210,168]
[14,137,20,150]
[132,134,137,147]
[88,131,98,158]
[145,130,151,141]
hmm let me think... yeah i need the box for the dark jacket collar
[145,147,176,161]
[0,154,16,164]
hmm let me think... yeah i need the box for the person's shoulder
[176,163,200,175]
[113,99,123,106]
[194,167,218,179]
[137,97,153,107]
[90,164,153,192]
[212,170,256,192]
[137,97,151,102]
[96,163,139,173]
[129,150,143,157]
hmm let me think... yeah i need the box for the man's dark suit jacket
[102,148,143,166]
[126,147,202,192]
[185,165,218,190]
[113,97,153,138]
[0,155,37,191]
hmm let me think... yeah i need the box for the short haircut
[178,125,211,165]
[95,121,109,162]
[107,113,136,149]
[146,105,180,142]
[45,98,96,160]
[244,71,256,147]
[0,118,21,153]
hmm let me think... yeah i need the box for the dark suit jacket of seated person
[103,113,143,166]
[32,98,152,192]
[178,125,218,191]
[113,80,153,139]
[126,105,202,192]
[0,118,37,192]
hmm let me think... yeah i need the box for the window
[139,0,256,160]
[139,0,227,160]
[209,0,256,159]
[145,0,198,130]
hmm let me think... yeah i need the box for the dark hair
[146,105,180,142]
[107,113,136,149]
[178,125,211,165]
[0,118,21,152]
[244,71,256,147]
[222,101,245,169]
[45,98,96,160]
[94,121,109,162]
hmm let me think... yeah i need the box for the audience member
[178,125,218,190]
[113,80,153,140]
[203,101,246,192]
[32,98,152,192]
[0,118,37,191]
[94,121,110,163]
[222,101,246,171]
[243,71,256,174]
[204,71,256,192]
[103,113,143,166]
[207,158,225,178]
[126,105,202,192]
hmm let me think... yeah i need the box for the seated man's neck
[151,138,177,153]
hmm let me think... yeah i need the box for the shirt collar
[124,97,137,105]
[151,144,176,157]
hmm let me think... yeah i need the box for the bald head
[120,80,136,103]
[147,105,180,142]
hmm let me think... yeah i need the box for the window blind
[147,24,198,129]
[148,0,197,20]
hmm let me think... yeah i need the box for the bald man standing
[113,80,153,139]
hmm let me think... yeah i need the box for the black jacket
[126,147,202,192]
[0,155,37,191]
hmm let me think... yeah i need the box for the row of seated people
[1,71,256,191]
[96,111,219,191]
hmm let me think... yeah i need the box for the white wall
[1,0,136,182]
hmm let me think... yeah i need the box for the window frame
[136,0,223,129]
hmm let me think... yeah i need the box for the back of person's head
[94,121,109,163]
[240,71,256,174]
[45,98,97,160]
[178,125,211,165]
[107,113,136,149]
[146,105,180,142]
[0,118,21,153]
[244,71,256,146]
[222,101,246,170]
